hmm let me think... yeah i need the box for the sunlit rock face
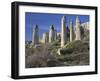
[75,16,81,40]
[42,32,49,43]
[70,19,74,42]
[61,16,67,47]
[49,25,55,43]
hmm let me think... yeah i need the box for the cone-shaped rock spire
[70,19,74,42]
[49,25,55,43]
[61,16,67,47]
[32,24,39,45]
[75,16,81,40]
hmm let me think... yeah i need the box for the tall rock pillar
[54,30,57,40]
[61,16,67,47]
[32,24,39,45]
[70,19,74,42]
[49,25,55,43]
[42,32,49,43]
[75,16,81,40]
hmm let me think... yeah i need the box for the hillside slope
[56,40,89,66]
[25,40,89,68]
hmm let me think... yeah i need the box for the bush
[60,48,73,54]
[60,40,89,55]
[51,40,60,46]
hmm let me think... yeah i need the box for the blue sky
[25,12,89,41]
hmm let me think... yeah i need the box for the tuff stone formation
[49,25,55,43]
[70,19,74,42]
[42,32,49,43]
[61,16,67,47]
[32,24,39,45]
[31,16,89,48]
[54,30,57,40]
[75,16,81,40]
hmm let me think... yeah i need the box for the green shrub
[60,40,89,55]
[60,48,73,54]
[51,40,60,46]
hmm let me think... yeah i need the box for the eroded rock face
[61,16,67,47]
[49,25,55,43]
[42,32,49,43]
[70,19,74,42]
[32,25,39,45]
[75,16,81,40]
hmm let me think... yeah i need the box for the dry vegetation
[25,39,89,68]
